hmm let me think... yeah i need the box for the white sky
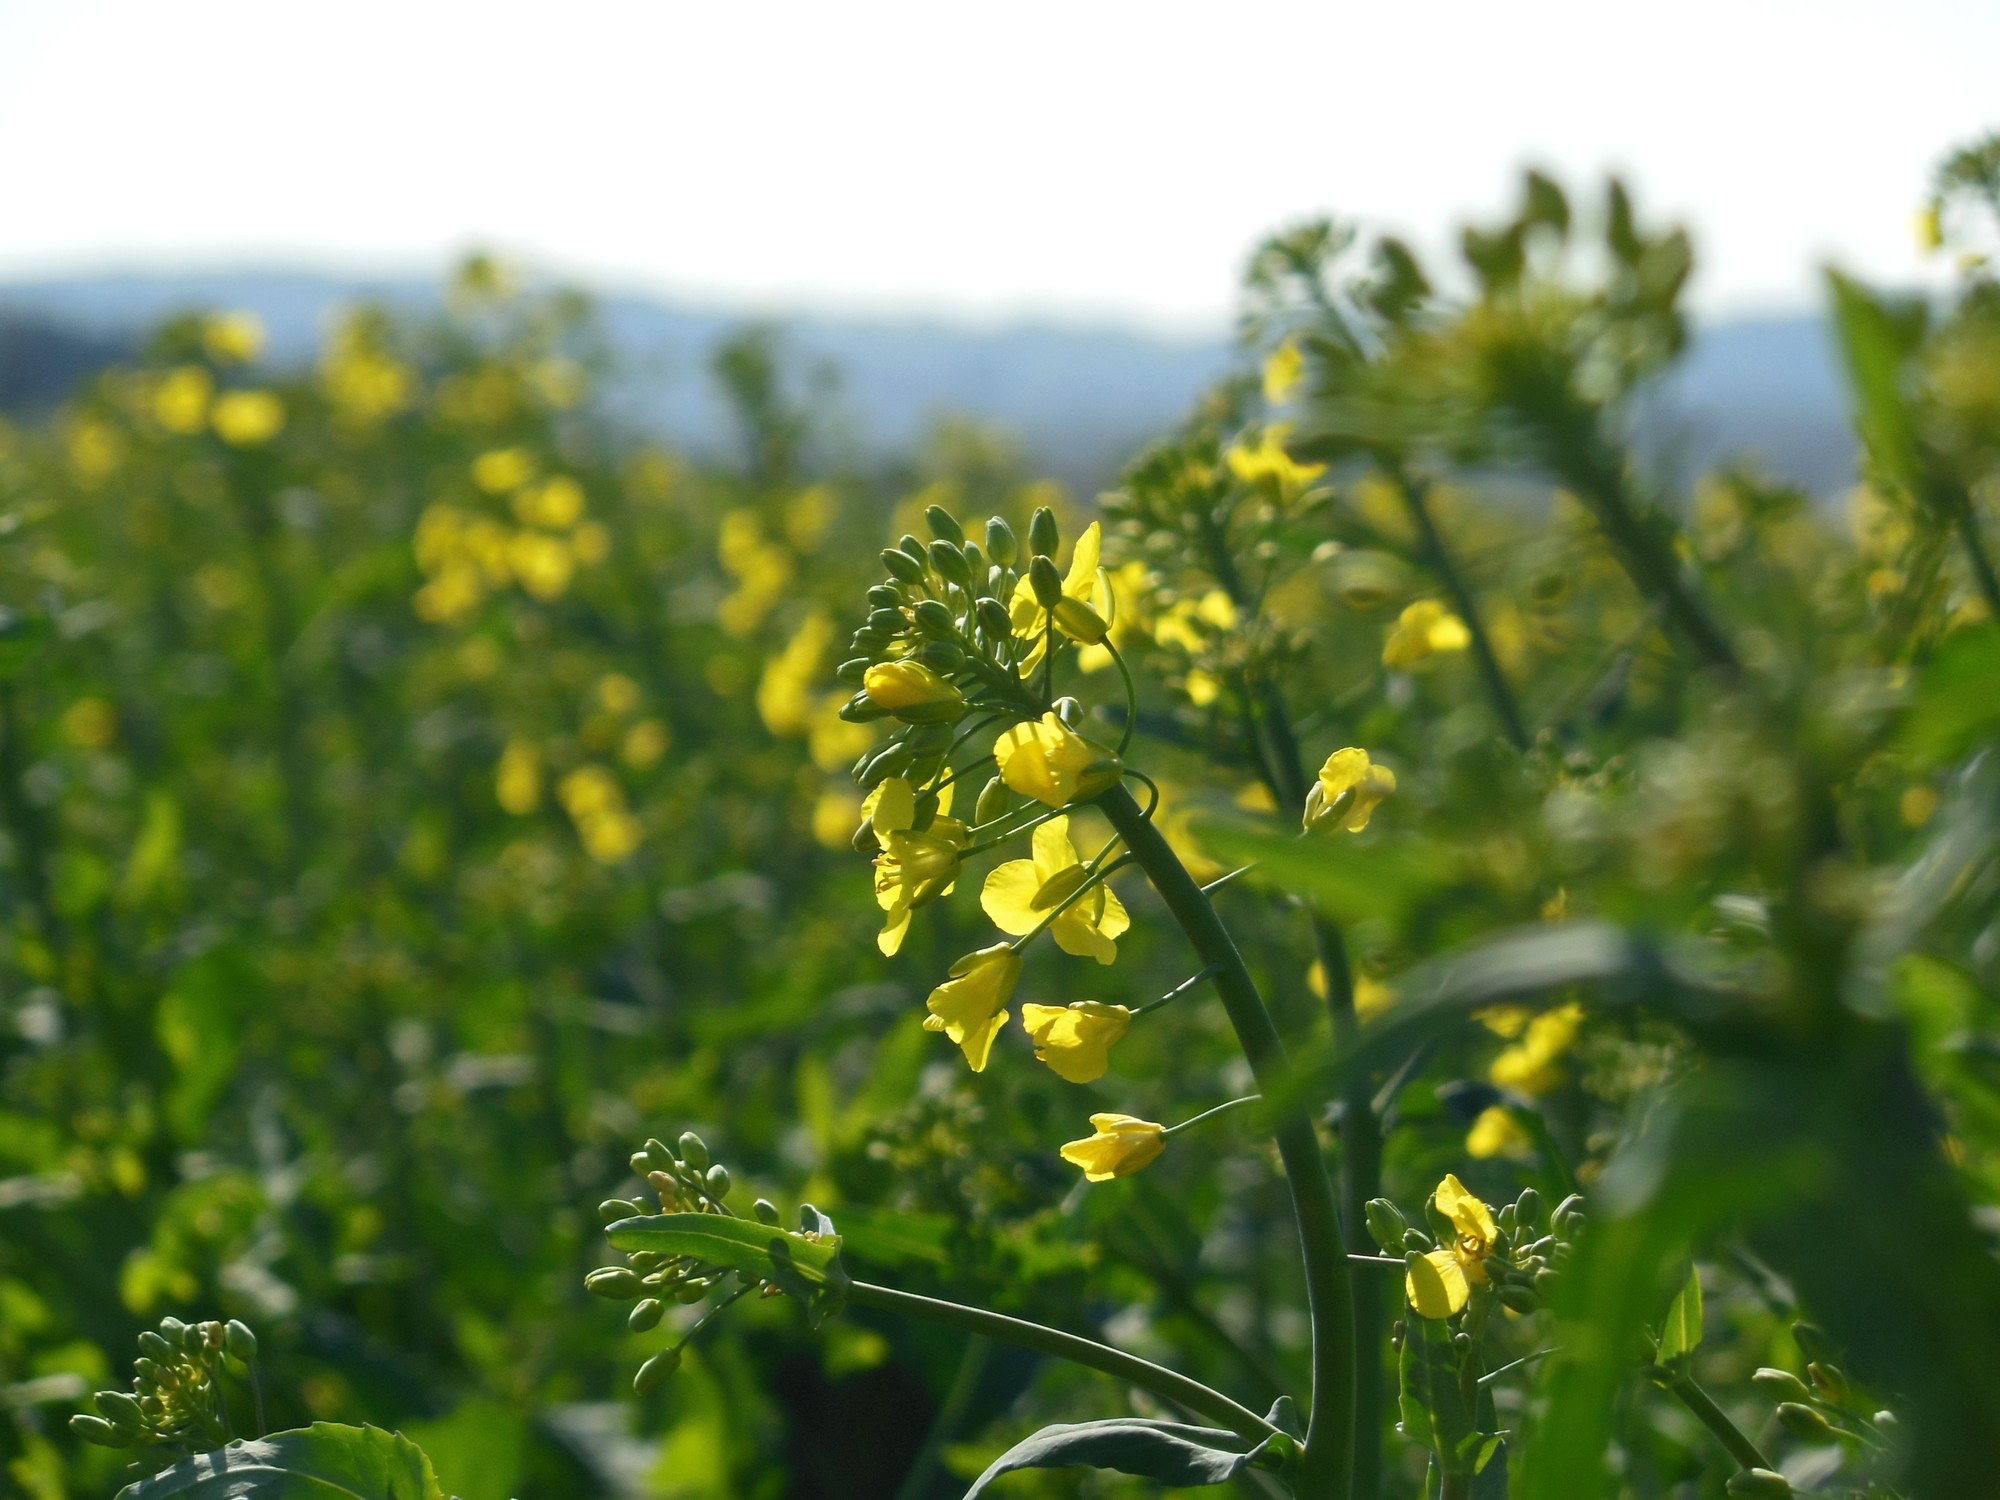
[0,0,1993,334]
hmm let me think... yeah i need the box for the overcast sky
[1,0,1993,333]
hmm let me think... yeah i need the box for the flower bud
[644,1138,678,1173]
[600,1198,643,1224]
[1551,1193,1585,1233]
[1513,1187,1542,1228]
[132,1358,164,1384]
[1401,1227,1435,1252]
[754,1198,782,1225]
[647,1170,681,1207]
[928,540,972,586]
[1364,1198,1408,1253]
[1053,596,1109,643]
[838,689,892,724]
[138,1332,175,1362]
[858,741,913,789]
[867,608,904,636]
[675,1282,710,1303]
[70,1415,124,1447]
[897,534,929,563]
[1029,506,1060,557]
[628,1298,666,1332]
[925,505,965,544]
[850,626,890,655]
[911,598,957,638]
[974,776,1010,825]
[587,1267,646,1300]
[677,1132,710,1170]
[1725,1470,1793,1498]
[1496,1283,1540,1314]
[159,1317,188,1339]
[881,548,926,584]
[224,1320,258,1365]
[1789,1321,1835,1363]
[863,661,965,723]
[1073,756,1125,802]
[985,517,1018,564]
[1751,1367,1812,1404]
[1029,555,1065,609]
[1775,1402,1835,1443]
[1051,696,1084,729]
[94,1390,144,1430]
[976,597,1013,641]
[866,584,904,610]
[704,1164,731,1198]
[1533,1268,1561,1299]
[633,1347,682,1393]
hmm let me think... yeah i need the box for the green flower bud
[868,607,905,634]
[1789,1320,1834,1363]
[634,1347,682,1393]
[1533,1268,1561,1299]
[628,1298,666,1332]
[158,1318,188,1339]
[704,1164,731,1198]
[224,1320,258,1365]
[1364,1198,1408,1253]
[754,1198,782,1225]
[838,689,893,725]
[1752,1367,1812,1404]
[70,1415,125,1447]
[1725,1470,1793,1498]
[93,1390,144,1430]
[928,540,972,586]
[858,742,914,789]
[836,657,870,684]
[960,541,986,580]
[1775,1402,1836,1443]
[985,517,1018,565]
[628,1149,652,1175]
[1052,596,1109,643]
[881,548,927,584]
[1807,1361,1849,1406]
[1496,1283,1540,1314]
[648,1170,682,1208]
[1551,1193,1585,1233]
[925,506,965,544]
[974,775,1010,824]
[1029,506,1059,557]
[1029,555,1064,609]
[850,626,890,655]
[912,598,957,638]
[675,1282,709,1304]
[897,534,928,564]
[1401,1227,1435,1252]
[137,1332,175,1362]
[587,1267,646,1300]
[1513,1187,1542,1228]
[975,597,1013,641]
[866,584,904,610]
[132,1358,164,1384]
[644,1138,678,1173]
[600,1198,643,1224]
[677,1132,709,1170]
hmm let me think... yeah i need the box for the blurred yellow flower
[153,366,214,435]
[1308,962,1397,1021]
[203,311,266,364]
[514,476,586,530]
[1465,1104,1533,1160]
[1225,424,1325,491]
[414,564,484,624]
[1488,1002,1584,1095]
[322,320,413,422]
[993,713,1120,807]
[496,740,542,814]
[1059,1113,1166,1182]
[528,356,585,409]
[559,765,641,863]
[571,521,611,566]
[472,447,537,494]
[1383,599,1471,670]
[1262,337,1306,404]
[716,510,794,636]
[621,719,670,769]
[1020,1001,1131,1083]
[508,532,575,601]
[60,697,118,751]
[1152,589,1237,653]
[68,419,124,482]
[980,816,1129,964]
[759,615,833,735]
[212,391,285,446]
[596,673,641,715]
[1303,748,1396,833]
[1406,1173,1497,1318]
[923,946,1022,1071]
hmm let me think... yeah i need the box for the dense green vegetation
[3,137,1999,1500]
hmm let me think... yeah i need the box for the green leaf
[1826,268,1929,495]
[1658,1264,1704,1365]
[1196,812,1455,924]
[606,1213,847,1287]
[1900,625,2000,766]
[116,1424,443,1500]
[959,1417,1273,1497]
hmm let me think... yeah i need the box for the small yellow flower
[874,815,969,956]
[981,816,1129,964]
[1303,748,1396,834]
[1263,337,1306,405]
[153,366,214,434]
[1405,1173,1499,1318]
[1059,1113,1166,1182]
[1465,1105,1533,1161]
[1225,424,1325,490]
[508,531,575,600]
[1382,599,1471,670]
[862,659,964,722]
[993,713,1122,807]
[203,311,266,364]
[495,739,542,814]
[514,475,586,530]
[472,447,537,494]
[1488,1003,1584,1096]
[1020,1001,1131,1083]
[923,946,1022,1071]
[211,390,285,446]
[621,719,670,769]
[1010,522,1112,666]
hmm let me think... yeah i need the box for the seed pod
[1029,555,1064,609]
[912,598,957,638]
[705,1164,731,1198]
[633,1347,682,1394]
[928,540,972,586]
[925,505,965,544]
[70,1414,124,1447]
[754,1198,782,1225]
[881,548,926,585]
[600,1198,643,1224]
[628,1298,666,1332]
[866,584,904,610]
[985,517,1019,565]
[1513,1187,1542,1228]
[1725,1470,1793,1498]
[836,657,870,684]
[224,1320,258,1364]
[1751,1367,1812,1405]
[138,1332,175,1362]
[1775,1402,1836,1443]
[1029,506,1059,557]
[587,1267,646,1301]
[1364,1199,1408,1253]
[1807,1361,1849,1406]
[94,1390,144,1430]
[975,597,1013,641]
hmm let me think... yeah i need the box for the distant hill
[0,271,1858,494]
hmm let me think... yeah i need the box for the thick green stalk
[843,1280,1276,1444]
[1097,782,1355,1500]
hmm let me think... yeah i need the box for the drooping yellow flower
[1465,1105,1533,1160]
[1010,522,1112,667]
[1020,1001,1132,1083]
[1303,748,1396,834]
[862,660,964,722]
[1060,1113,1166,1182]
[1382,599,1471,670]
[1488,1003,1584,1096]
[1263,337,1306,405]
[211,390,285,446]
[923,946,1022,1071]
[981,816,1129,964]
[1225,424,1325,491]
[874,814,969,956]
[993,714,1122,808]
[1406,1173,1499,1318]
[495,739,542,814]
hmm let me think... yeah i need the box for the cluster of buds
[1369,1178,1584,1324]
[1712,1321,1900,1496]
[69,1317,259,1454]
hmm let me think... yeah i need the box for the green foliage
[115,1424,442,1500]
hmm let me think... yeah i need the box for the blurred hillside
[0,271,1855,492]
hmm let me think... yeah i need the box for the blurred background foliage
[2,133,1999,1500]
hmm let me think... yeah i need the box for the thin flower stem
[1477,1347,1557,1387]
[1105,638,1139,757]
[843,1279,1280,1444]
[1202,864,1257,895]
[1131,962,1224,1017]
[1124,769,1162,819]
[1162,1094,1262,1139]
[677,1281,756,1348]
[1346,1255,1408,1267]
[1096,782,1354,1500]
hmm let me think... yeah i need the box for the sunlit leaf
[116,1424,443,1500]
[958,1416,1274,1497]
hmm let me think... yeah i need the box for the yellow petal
[1406,1248,1470,1318]
[1434,1174,1498,1248]
[1062,522,1102,598]
[878,908,911,956]
[1052,908,1119,964]
[1059,1112,1165,1181]
[980,858,1046,935]
[1030,815,1080,881]
[866,776,916,840]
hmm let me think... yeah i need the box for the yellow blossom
[1465,1105,1533,1160]
[1010,522,1112,665]
[869,779,964,955]
[514,475,586,530]
[923,946,1022,1071]
[153,366,214,434]
[597,673,641,715]
[558,765,641,863]
[980,816,1130,965]
[211,391,285,446]
[993,713,1122,807]
[1382,599,1471,670]
[1489,1003,1584,1096]
[862,660,963,722]
[495,740,542,814]
[472,447,537,494]
[67,419,123,481]
[508,532,575,600]
[321,321,413,421]
[1303,748,1396,833]
[621,719,670,769]
[1406,1173,1498,1318]
[1020,1001,1132,1083]
[1225,424,1325,491]
[812,789,863,849]
[203,311,266,364]
[571,521,611,566]
[1263,337,1306,405]
[1060,1113,1166,1182]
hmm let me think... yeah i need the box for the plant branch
[1657,1368,1771,1472]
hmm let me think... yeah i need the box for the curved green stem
[844,1279,1277,1443]
[1097,782,1354,1499]
[1106,638,1139,757]
[1658,1368,1771,1472]
[1162,1094,1262,1139]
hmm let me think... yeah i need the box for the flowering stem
[842,1279,1280,1444]
[1131,962,1223,1017]
[1096,781,1354,1500]
[1105,638,1139,757]
[1161,1094,1262,1139]
[1657,1367,1771,1472]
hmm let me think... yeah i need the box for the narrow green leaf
[1659,1264,1704,1365]
[116,1423,443,1500]
[960,1417,1271,1497]
[606,1213,846,1286]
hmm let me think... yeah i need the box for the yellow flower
[558,765,641,863]
[203,311,266,364]
[1465,1105,1533,1160]
[211,391,285,446]
[472,447,537,494]
[993,713,1122,807]
[1262,337,1306,404]
[923,946,1022,1071]
[1488,1003,1584,1096]
[1405,1173,1498,1318]
[1916,202,1944,254]
[1309,962,1397,1021]
[862,660,964,722]
[874,814,969,956]
[1010,522,1112,666]
[1382,599,1471,670]
[514,475,586,530]
[621,719,670,769]
[1020,1001,1131,1083]
[980,816,1129,964]
[508,531,575,600]
[1060,1113,1166,1182]
[571,521,612,566]
[495,739,542,814]
[60,698,118,751]
[1302,748,1396,833]
[153,366,213,434]
[1225,424,1325,490]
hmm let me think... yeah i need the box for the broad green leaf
[1658,1264,1703,1365]
[1899,625,2000,766]
[116,1423,443,1500]
[959,1416,1274,1497]
[606,1213,846,1286]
